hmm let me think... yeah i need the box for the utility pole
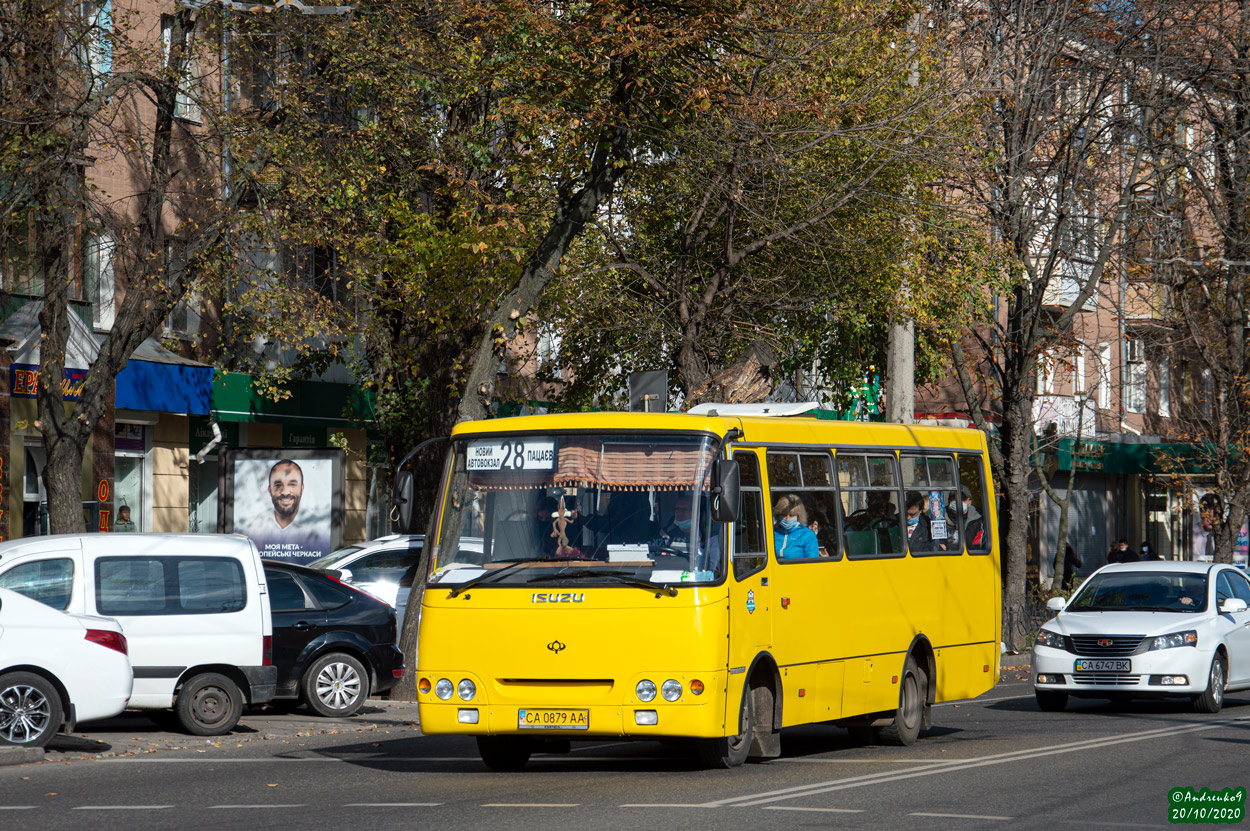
[886,316,914,423]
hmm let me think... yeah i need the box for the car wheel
[302,653,369,718]
[175,672,244,736]
[1193,654,1227,714]
[880,655,925,746]
[1035,689,1068,712]
[477,736,533,771]
[696,680,753,768]
[0,672,62,748]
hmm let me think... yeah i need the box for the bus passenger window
[901,456,958,555]
[733,452,767,580]
[957,455,991,554]
[767,451,838,560]
[838,454,902,558]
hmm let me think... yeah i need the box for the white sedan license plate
[1074,659,1130,672]
[518,708,590,730]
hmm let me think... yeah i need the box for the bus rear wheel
[696,682,752,768]
[477,736,533,771]
[879,655,925,747]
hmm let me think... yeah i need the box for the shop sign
[9,364,88,401]
[282,425,325,449]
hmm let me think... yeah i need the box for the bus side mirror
[712,459,740,523]
[392,469,415,534]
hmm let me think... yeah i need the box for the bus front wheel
[477,736,533,771]
[696,683,753,768]
[879,655,925,747]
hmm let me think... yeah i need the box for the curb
[0,746,45,767]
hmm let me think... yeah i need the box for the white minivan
[0,533,276,736]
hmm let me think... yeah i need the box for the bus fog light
[690,680,704,695]
[457,679,477,701]
[458,708,479,724]
[418,678,431,695]
[435,678,454,700]
[661,680,682,701]
[636,679,657,702]
[635,710,658,725]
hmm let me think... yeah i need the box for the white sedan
[1033,561,1250,713]
[0,587,133,747]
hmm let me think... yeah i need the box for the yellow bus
[410,406,1001,770]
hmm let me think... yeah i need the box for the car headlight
[636,679,657,702]
[1035,629,1065,650]
[435,678,454,700]
[457,679,477,701]
[1149,630,1198,651]
[661,680,682,702]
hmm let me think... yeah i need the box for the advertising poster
[221,448,345,562]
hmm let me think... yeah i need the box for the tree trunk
[1000,393,1034,652]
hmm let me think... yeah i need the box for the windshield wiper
[528,569,678,597]
[446,558,547,598]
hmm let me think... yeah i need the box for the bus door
[727,449,773,669]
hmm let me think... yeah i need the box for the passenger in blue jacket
[774,494,819,559]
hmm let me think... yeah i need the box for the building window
[1158,357,1170,418]
[161,15,202,122]
[82,0,113,91]
[1125,338,1145,414]
[1097,343,1111,410]
[115,423,150,532]
[85,232,115,330]
[1202,369,1214,419]
[1075,349,1086,396]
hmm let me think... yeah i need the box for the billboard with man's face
[220,448,345,562]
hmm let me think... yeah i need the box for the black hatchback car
[262,560,405,717]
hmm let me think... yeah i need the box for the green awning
[1056,438,1216,475]
[210,371,375,428]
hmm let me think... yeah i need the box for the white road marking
[620,804,717,808]
[764,806,864,813]
[95,757,344,763]
[708,720,1227,808]
[345,803,444,807]
[912,812,1012,820]
[210,804,308,809]
[0,807,36,810]
[72,806,173,810]
[776,758,960,764]
[482,803,580,808]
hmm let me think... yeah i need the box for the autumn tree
[1127,0,1250,564]
[938,0,1165,648]
[543,0,990,410]
[0,1,295,532]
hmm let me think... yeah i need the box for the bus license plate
[1074,659,1130,672]
[518,708,590,730]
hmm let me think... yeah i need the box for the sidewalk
[0,698,421,768]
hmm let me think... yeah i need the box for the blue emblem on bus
[746,590,756,614]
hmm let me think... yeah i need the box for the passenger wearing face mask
[774,494,820,559]
[905,491,934,553]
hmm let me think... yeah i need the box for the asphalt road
[2,664,1248,831]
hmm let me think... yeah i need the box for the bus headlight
[636,679,657,702]
[661,680,682,702]
[435,678,454,700]
[457,679,477,701]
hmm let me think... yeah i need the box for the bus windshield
[429,433,725,588]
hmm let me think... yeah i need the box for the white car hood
[1052,610,1205,636]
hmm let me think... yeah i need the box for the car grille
[1070,635,1144,656]
[1071,673,1141,686]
